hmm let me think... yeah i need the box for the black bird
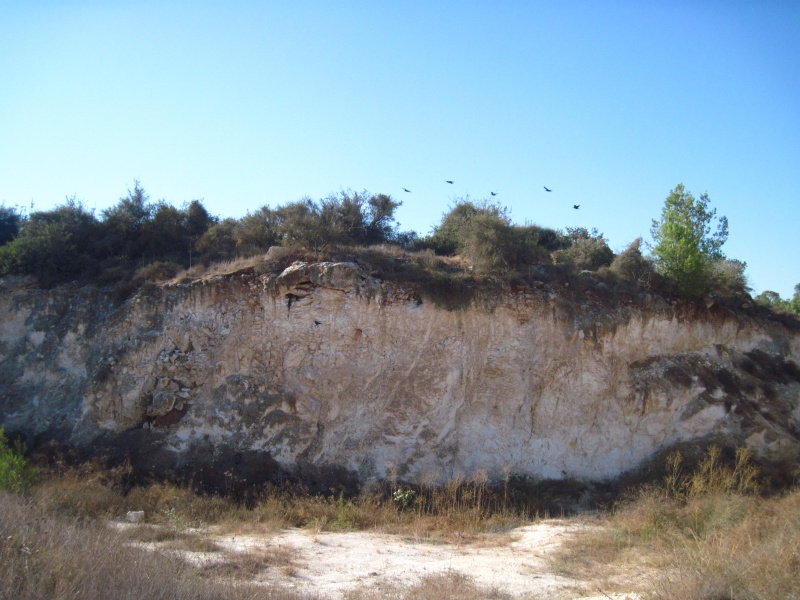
[544,186,552,192]
[573,205,580,209]
[446,180,453,184]
[490,191,497,196]
[402,187,411,193]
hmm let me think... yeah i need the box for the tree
[755,284,800,316]
[790,284,800,316]
[0,205,22,246]
[184,199,215,239]
[0,198,101,281]
[235,207,280,254]
[101,181,152,259]
[610,238,657,287]
[196,218,238,263]
[650,183,729,298]
[365,193,401,244]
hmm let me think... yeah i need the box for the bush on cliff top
[1,182,758,307]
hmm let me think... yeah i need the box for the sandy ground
[131,519,645,599]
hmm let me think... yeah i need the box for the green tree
[195,218,238,263]
[235,207,280,255]
[650,183,729,298]
[790,284,800,316]
[101,181,152,259]
[184,199,215,239]
[364,193,401,244]
[755,284,800,316]
[0,198,101,281]
[0,205,22,246]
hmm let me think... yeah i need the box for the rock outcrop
[2,262,799,488]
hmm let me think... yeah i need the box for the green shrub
[428,200,561,274]
[552,227,614,271]
[0,429,38,492]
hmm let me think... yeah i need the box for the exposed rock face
[2,263,799,487]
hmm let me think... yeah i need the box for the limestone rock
[1,266,799,486]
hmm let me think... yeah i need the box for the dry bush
[135,260,183,282]
[124,483,244,528]
[30,470,128,520]
[171,254,265,282]
[172,246,322,284]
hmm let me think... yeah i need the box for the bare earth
[121,519,645,599]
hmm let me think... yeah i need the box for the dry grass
[199,546,298,580]
[553,447,800,599]
[0,491,311,600]
[342,570,511,600]
[119,524,224,552]
[646,491,800,599]
[25,462,535,543]
[15,448,800,598]
[168,244,482,310]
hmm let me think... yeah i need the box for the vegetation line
[3,181,796,312]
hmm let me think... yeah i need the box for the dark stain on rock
[664,365,693,387]
[737,350,800,384]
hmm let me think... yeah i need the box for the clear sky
[1,1,798,297]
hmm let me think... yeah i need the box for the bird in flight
[573,205,580,209]
[544,186,552,192]
[446,180,453,184]
[490,191,498,196]
[402,187,411,193]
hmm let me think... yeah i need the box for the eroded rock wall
[2,263,799,485]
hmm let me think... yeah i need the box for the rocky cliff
[2,261,799,489]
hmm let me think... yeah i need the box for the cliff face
[2,262,799,486]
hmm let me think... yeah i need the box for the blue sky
[1,1,798,297]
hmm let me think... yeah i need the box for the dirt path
[204,521,643,599]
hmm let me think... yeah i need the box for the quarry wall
[2,262,799,487]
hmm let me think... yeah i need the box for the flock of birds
[401,182,580,209]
